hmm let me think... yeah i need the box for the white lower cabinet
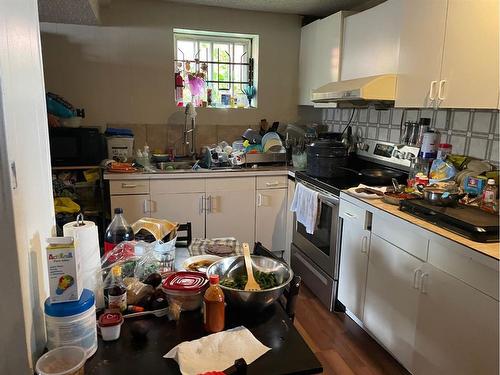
[110,194,150,223]
[363,234,424,371]
[206,178,255,245]
[413,263,499,375]
[255,188,287,254]
[151,192,205,239]
[337,212,370,320]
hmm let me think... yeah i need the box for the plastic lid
[438,143,452,148]
[98,312,123,327]
[114,207,123,214]
[209,274,219,284]
[162,271,208,292]
[487,179,496,185]
[44,289,95,317]
[36,346,86,375]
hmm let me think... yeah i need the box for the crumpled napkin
[164,326,271,375]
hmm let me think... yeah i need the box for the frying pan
[338,167,404,186]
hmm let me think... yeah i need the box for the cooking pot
[418,185,466,206]
[306,140,348,178]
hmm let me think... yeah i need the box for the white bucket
[44,289,97,358]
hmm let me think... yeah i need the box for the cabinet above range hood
[311,74,397,108]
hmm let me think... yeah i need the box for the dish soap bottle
[104,208,134,253]
[480,179,498,213]
[203,275,225,333]
[106,265,127,312]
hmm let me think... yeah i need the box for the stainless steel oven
[291,178,342,311]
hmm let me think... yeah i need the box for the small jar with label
[480,179,498,213]
[106,266,127,312]
[437,143,453,160]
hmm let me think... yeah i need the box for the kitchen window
[174,29,258,109]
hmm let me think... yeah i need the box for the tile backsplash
[320,108,499,166]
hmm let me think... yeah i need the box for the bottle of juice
[203,275,225,333]
[480,179,498,213]
[106,265,127,312]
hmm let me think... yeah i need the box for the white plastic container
[98,312,123,341]
[107,136,134,162]
[44,289,97,358]
[36,346,87,375]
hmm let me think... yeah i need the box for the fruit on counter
[143,272,162,288]
[151,289,169,310]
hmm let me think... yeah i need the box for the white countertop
[104,166,297,180]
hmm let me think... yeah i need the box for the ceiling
[164,0,386,17]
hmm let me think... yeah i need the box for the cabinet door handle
[199,196,204,214]
[143,199,149,213]
[413,269,422,289]
[361,236,368,253]
[428,80,438,101]
[121,183,137,188]
[420,273,429,294]
[437,80,446,101]
[206,195,212,213]
[257,193,263,207]
[266,181,279,187]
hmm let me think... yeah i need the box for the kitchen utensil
[242,128,262,144]
[306,139,348,178]
[207,255,293,311]
[123,306,171,319]
[182,255,222,272]
[355,187,384,196]
[382,192,419,206]
[420,186,465,206]
[242,243,261,291]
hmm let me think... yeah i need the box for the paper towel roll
[63,220,104,308]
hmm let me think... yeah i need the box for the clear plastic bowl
[36,346,86,375]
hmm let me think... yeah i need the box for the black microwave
[49,127,106,166]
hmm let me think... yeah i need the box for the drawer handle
[413,269,422,289]
[266,181,279,186]
[121,183,137,188]
[344,212,356,219]
[257,193,263,207]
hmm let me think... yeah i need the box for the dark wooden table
[85,302,322,375]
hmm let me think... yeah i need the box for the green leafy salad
[220,271,280,290]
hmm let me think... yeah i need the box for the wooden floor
[294,286,410,375]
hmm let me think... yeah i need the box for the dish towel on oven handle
[290,182,319,234]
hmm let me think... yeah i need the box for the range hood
[311,74,397,108]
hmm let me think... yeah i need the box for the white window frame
[173,29,258,108]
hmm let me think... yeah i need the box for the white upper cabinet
[298,12,345,106]
[396,0,499,109]
[395,0,447,108]
[438,0,499,109]
[340,0,403,80]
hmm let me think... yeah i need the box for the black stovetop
[400,199,500,243]
[295,156,408,196]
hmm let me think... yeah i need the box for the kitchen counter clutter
[341,191,500,260]
[337,191,499,375]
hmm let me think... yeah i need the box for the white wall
[0,0,55,372]
[40,0,301,126]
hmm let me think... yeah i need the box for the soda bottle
[203,274,225,333]
[104,208,134,253]
[106,265,127,312]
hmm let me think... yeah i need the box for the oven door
[292,189,339,278]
